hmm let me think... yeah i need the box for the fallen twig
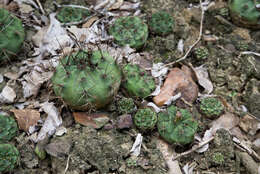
[172,137,214,161]
[165,0,206,67]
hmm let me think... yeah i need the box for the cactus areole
[52,50,122,110]
[0,8,25,61]
[228,0,260,29]
[157,106,198,145]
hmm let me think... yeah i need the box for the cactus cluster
[228,0,260,29]
[0,8,25,61]
[122,64,155,98]
[148,11,174,36]
[200,98,224,118]
[194,46,209,60]
[134,108,157,131]
[157,106,198,145]
[56,6,91,23]
[0,115,18,143]
[0,144,19,172]
[109,16,148,49]
[52,50,122,110]
[117,97,136,114]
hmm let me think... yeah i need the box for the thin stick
[165,0,205,67]
[63,155,71,174]
[172,137,214,161]
[35,0,45,14]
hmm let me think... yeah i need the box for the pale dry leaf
[22,70,53,98]
[156,137,183,174]
[82,16,99,28]
[0,85,16,103]
[151,63,168,78]
[119,1,140,10]
[11,109,40,132]
[108,0,123,10]
[130,133,143,157]
[33,13,73,59]
[4,72,19,80]
[194,65,213,94]
[36,102,62,142]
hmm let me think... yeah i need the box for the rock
[45,139,72,158]
[116,114,133,129]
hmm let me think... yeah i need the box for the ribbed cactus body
[0,115,18,143]
[0,8,25,61]
[157,106,198,145]
[52,50,122,110]
[0,144,19,172]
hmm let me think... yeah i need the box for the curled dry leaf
[73,112,109,129]
[193,65,213,94]
[0,85,16,103]
[36,102,62,142]
[153,66,198,106]
[108,0,124,10]
[130,133,143,157]
[11,109,40,132]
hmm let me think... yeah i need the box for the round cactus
[117,97,136,114]
[148,11,174,36]
[0,144,19,172]
[56,6,90,23]
[134,108,157,131]
[0,115,18,143]
[228,0,260,29]
[200,98,224,118]
[194,46,209,60]
[122,64,155,98]
[52,50,122,110]
[157,106,198,145]
[0,8,25,61]
[109,16,148,49]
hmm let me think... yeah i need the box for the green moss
[117,97,136,114]
[109,16,148,49]
[56,6,90,23]
[157,106,198,145]
[0,8,25,61]
[211,152,225,166]
[134,108,157,131]
[228,0,260,29]
[148,11,174,36]
[122,64,155,98]
[0,115,18,143]
[200,98,224,118]
[0,144,19,172]
[52,50,122,110]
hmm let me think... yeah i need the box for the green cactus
[194,46,209,60]
[200,98,224,118]
[56,6,91,23]
[122,64,155,98]
[0,8,25,61]
[117,97,136,114]
[109,16,148,49]
[134,108,157,131]
[52,50,122,110]
[0,144,19,172]
[0,115,18,143]
[228,0,260,29]
[148,11,174,36]
[157,106,198,145]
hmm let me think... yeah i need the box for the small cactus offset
[0,8,25,61]
[194,46,209,60]
[157,106,198,145]
[117,97,136,114]
[228,0,260,29]
[134,108,157,131]
[109,16,148,49]
[0,144,19,172]
[122,64,155,98]
[52,50,122,110]
[200,97,224,118]
[0,115,18,143]
[56,6,90,23]
[148,11,174,36]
